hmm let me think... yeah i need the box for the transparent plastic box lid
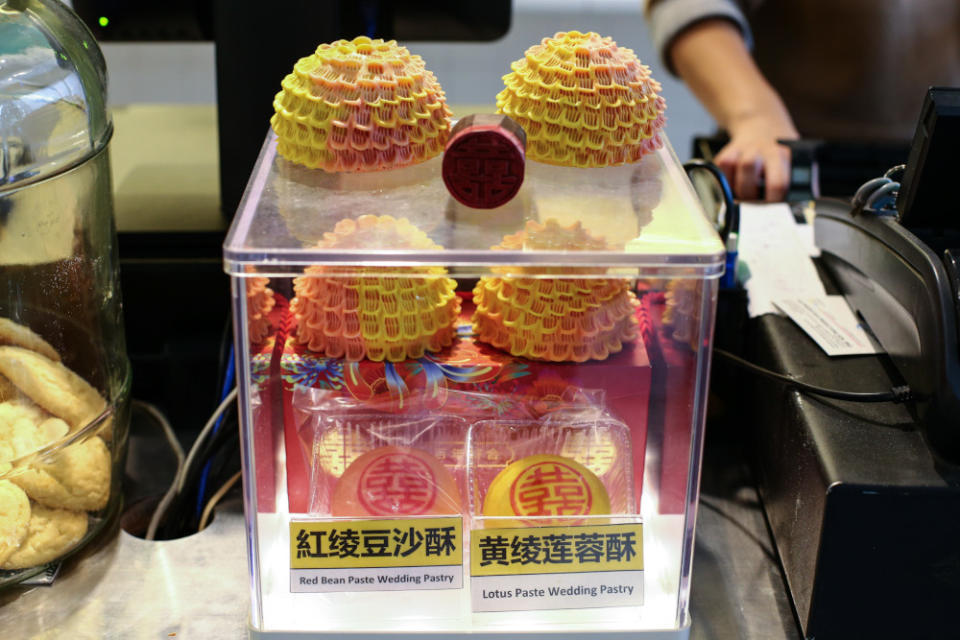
[224,131,725,277]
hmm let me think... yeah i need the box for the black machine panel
[815,87,960,463]
[816,201,960,462]
[897,88,960,229]
[73,0,510,44]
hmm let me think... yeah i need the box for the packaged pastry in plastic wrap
[290,386,467,517]
[467,403,635,529]
[274,283,653,516]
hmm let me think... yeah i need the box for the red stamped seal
[509,459,593,517]
[357,451,438,515]
[482,454,611,524]
[332,445,463,517]
[442,114,526,209]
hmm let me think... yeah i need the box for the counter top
[0,432,799,640]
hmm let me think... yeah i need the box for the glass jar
[0,0,130,585]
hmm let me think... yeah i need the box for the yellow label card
[291,517,462,569]
[470,523,643,577]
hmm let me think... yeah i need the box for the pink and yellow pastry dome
[496,30,666,168]
[246,276,275,344]
[471,219,639,362]
[271,37,452,172]
[291,215,460,362]
[663,278,702,351]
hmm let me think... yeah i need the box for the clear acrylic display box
[224,129,724,638]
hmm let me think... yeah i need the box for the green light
[98,16,109,27]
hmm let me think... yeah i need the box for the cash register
[747,87,960,640]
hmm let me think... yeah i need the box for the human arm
[666,18,798,200]
[666,18,798,201]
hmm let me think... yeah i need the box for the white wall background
[100,0,716,159]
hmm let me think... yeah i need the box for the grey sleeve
[646,0,754,74]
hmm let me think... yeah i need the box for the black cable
[182,430,241,534]
[713,348,915,404]
[155,401,240,539]
[214,310,234,407]
[683,159,738,242]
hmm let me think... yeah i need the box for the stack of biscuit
[0,318,111,572]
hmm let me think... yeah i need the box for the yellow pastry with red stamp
[482,454,610,525]
[332,445,461,517]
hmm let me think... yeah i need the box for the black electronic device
[750,192,960,637]
[746,87,960,639]
[896,87,960,229]
[815,200,960,461]
[748,313,960,640]
[691,135,909,201]
[815,88,960,463]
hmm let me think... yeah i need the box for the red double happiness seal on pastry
[509,458,594,517]
[482,454,611,525]
[358,450,438,515]
[332,445,462,517]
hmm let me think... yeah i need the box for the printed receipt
[773,297,882,356]
[738,203,825,318]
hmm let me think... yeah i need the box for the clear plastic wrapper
[292,387,467,517]
[289,384,634,528]
[467,410,635,530]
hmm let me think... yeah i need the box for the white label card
[471,570,643,612]
[291,565,463,593]
[773,297,882,356]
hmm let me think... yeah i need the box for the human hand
[665,18,799,200]
[714,114,799,202]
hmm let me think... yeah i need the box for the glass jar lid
[0,0,111,193]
